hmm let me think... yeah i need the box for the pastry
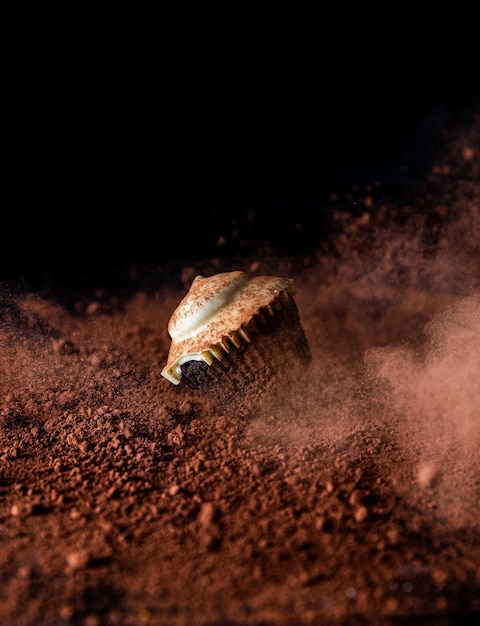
[161,271,311,417]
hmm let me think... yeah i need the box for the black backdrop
[4,39,479,287]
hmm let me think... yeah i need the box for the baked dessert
[161,271,311,417]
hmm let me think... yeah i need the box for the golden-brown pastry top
[161,271,295,384]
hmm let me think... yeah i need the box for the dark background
[4,26,479,288]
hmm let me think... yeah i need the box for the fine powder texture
[0,106,479,626]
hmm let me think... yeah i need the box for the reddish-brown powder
[1,111,479,626]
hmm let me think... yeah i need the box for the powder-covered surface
[1,112,479,626]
